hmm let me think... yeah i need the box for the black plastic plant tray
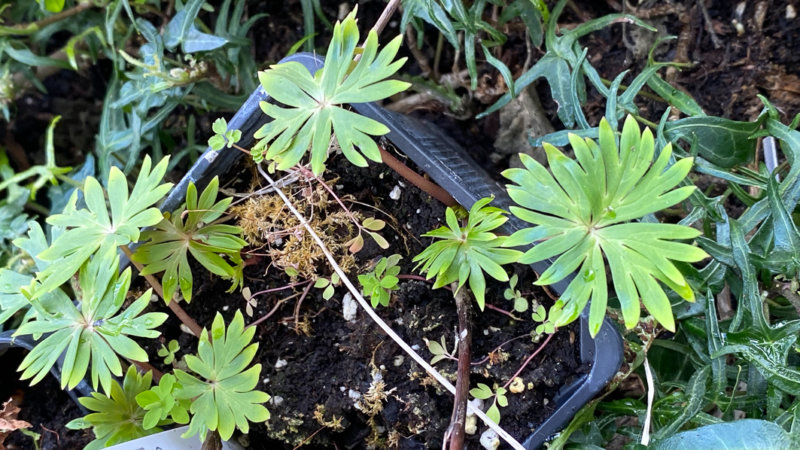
[165,52,623,449]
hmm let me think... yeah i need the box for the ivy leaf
[413,197,522,310]
[503,116,707,336]
[132,177,246,303]
[174,310,271,442]
[15,250,168,394]
[34,155,172,298]
[254,8,410,174]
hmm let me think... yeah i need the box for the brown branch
[121,245,204,337]
[379,145,457,206]
[446,282,472,449]
[370,0,401,36]
[7,2,93,34]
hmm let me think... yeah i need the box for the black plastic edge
[160,52,623,449]
[0,330,92,409]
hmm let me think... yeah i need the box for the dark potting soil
[147,152,586,449]
[0,348,92,450]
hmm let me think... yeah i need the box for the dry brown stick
[7,2,93,34]
[121,245,204,337]
[446,282,472,450]
[370,0,402,36]
[379,145,457,206]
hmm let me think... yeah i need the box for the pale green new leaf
[503,116,707,336]
[413,197,522,310]
[34,155,172,298]
[253,8,410,174]
[15,250,168,394]
[132,177,246,303]
[174,310,270,442]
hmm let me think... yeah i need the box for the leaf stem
[378,144,457,206]
[121,245,203,337]
[502,331,555,390]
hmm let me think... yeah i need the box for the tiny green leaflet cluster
[252,8,410,174]
[358,254,401,307]
[469,383,508,424]
[132,177,246,303]
[208,118,243,151]
[413,197,522,310]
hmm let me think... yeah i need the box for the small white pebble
[788,4,797,19]
[393,355,405,367]
[483,329,489,336]
[411,344,420,351]
[222,305,229,311]
[389,185,402,200]
[416,208,421,214]
[480,430,500,450]
[348,389,361,401]
[340,386,346,392]
[262,378,270,384]
[342,293,358,322]
[543,398,549,406]
[269,395,284,406]
[336,184,344,190]
[150,294,159,303]
[467,398,484,418]
[275,359,288,369]
[398,180,406,188]
[180,324,196,337]
[379,365,386,371]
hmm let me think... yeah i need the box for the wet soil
[147,152,585,449]
[0,349,91,450]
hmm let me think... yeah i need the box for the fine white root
[641,355,654,446]
[257,163,525,450]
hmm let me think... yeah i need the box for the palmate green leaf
[132,177,246,303]
[413,197,522,310]
[66,366,157,450]
[174,311,270,442]
[33,155,172,298]
[253,8,410,174]
[14,250,168,394]
[503,116,707,336]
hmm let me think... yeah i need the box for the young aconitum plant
[503,115,708,336]
[174,310,270,441]
[413,197,522,309]
[66,366,161,450]
[253,8,410,174]
[32,155,172,297]
[132,177,246,303]
[15,248,168,394]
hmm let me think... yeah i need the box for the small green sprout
[358,254,402,307]
[135,373,190,430]
[413,197,522,310]
[158,340,181,365]
[315,273,340,300]
[469,383,508,424]
[503,274,528,312]
[208,118,242,151]
[425,335,456,365]
[531,303,563,335]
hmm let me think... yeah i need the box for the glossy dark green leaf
[664,117,760,168]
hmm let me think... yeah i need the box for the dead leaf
[0,398,32,450]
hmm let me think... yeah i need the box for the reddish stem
[251,280,312,297]
[503,331,555,390]
[248,292,301,328]
[446,282,472,449]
